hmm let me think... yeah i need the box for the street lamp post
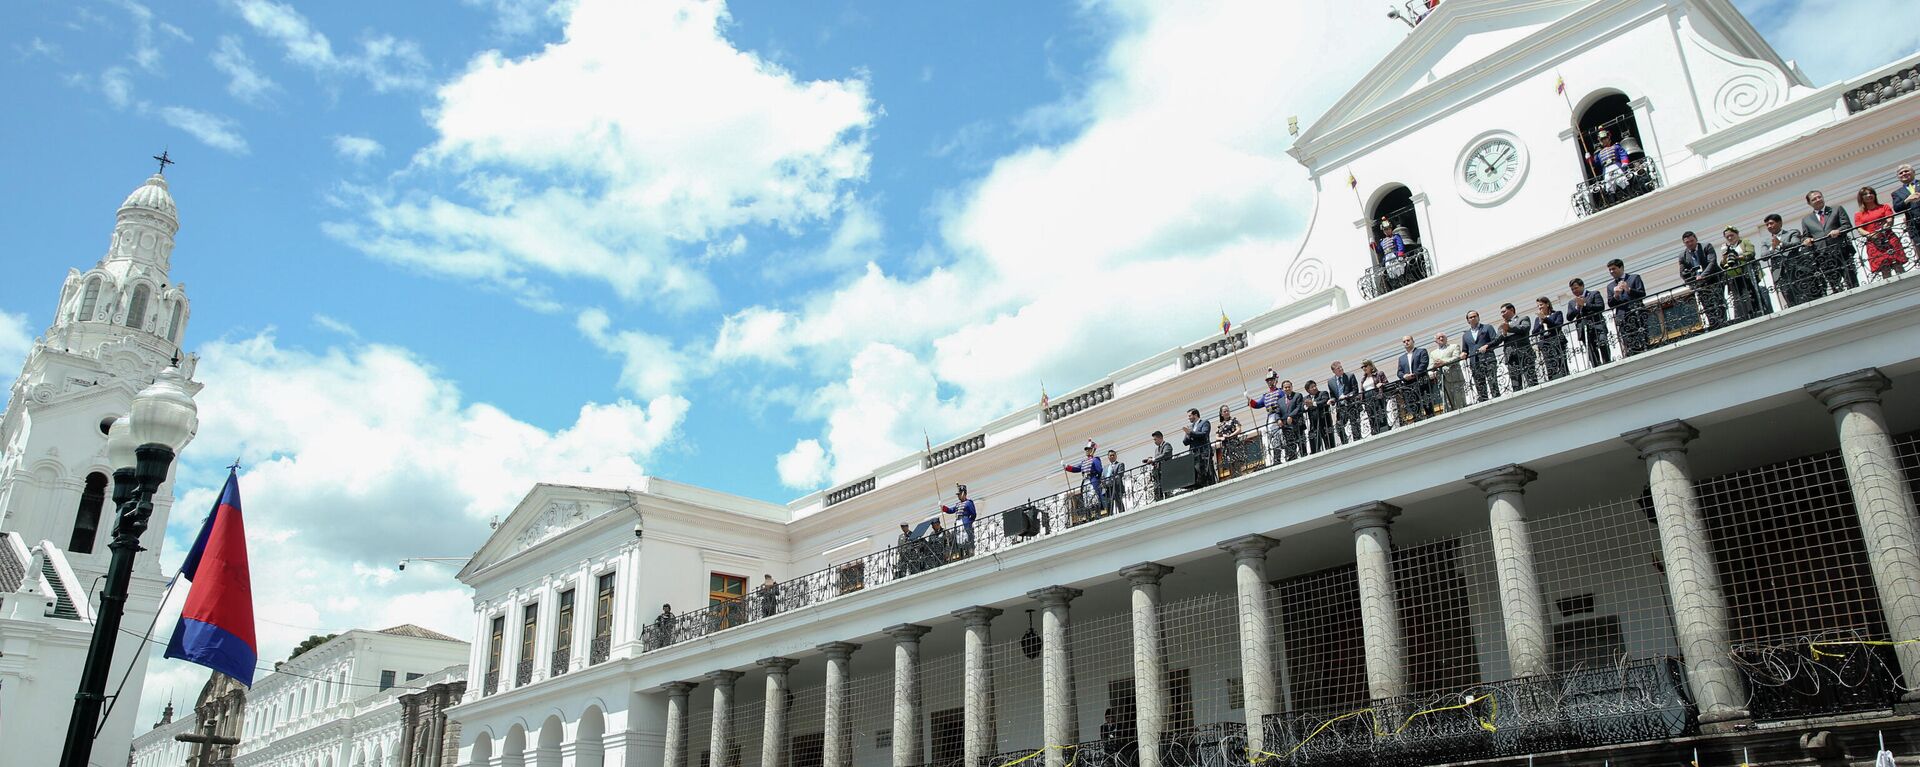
[59,365,198,767]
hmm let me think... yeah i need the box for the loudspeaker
[1003,506,1041,537]
[1158,453,1198,495]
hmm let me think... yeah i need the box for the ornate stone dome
[119,174,178,221]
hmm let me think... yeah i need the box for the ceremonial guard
[1248,370,1289,464]
[1593,129,1631,193]
[939,483,977,552]
[1063,440,1106,514]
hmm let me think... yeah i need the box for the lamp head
[131,365,198,452]
[106,415,138,472]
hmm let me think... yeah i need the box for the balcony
[483,668,498,696]
[633,216,1915,656]
[514,657,533,687]
[1571,157,1661,217]
[590,634,611,665]
[1357,246,1434,301]
[1735,635,1902,720]
[551,646,571,678]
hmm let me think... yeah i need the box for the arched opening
[69,472,108,554]
[168,301,185,343]
[126,284,152,330]
[469,733,493,767]
[501,724,528,767]
[79,277,102,321]
[576,706,607,767]
[1362,184,1431,298]
[536,715,565,767]
[1573,91,1659,214]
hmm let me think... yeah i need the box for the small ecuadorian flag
[1556,73,1566,95]
[1220,311,1232,336]
[1346,170,1357,189]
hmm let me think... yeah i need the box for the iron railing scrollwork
[514,658,533,686]
[1734,634,1903,720]
[1357,247,1434,301]
[550,646,571,677]
[1572,157,1662,217]
[589,635,610,665]
[482,669,498,696]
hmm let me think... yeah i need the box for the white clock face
[1464,139,1520,195]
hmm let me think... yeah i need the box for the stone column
[951,607,1002,767]
[1219,535,1281,755]
[1122,563,1175,767]
[1335,502,1406,701]
[1027,586,1084,767]
[1807,369,1920,700]
[707,670,743,767]
[1622,420,1747,726]
[1465,464,1550,679]
[663,682,698,767]
[759,658,798,767]
[887,624,932,767]
[817,642,860,767]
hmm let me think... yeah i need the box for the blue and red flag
[164,469,257,685]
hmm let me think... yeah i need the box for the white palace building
[449,2,1920,767]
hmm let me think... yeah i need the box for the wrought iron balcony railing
[514,657,533,686]
[551,646,571,678]
[1734,634,1902,720]
[636,217,1915,655]
[1572,157,1662,217]
[482,669,498,696]
[1261,658,1691,767]
[1358,246,1434,300]
[589,635,611,665]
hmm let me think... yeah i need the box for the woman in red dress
[1855,186,1910,278]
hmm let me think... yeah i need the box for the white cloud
[0,310,31,395]
[138,330,686,724]
[157,106,250,154]
[332,134,385,162]
[775,438,828,489]
[312,313,359,338]
[211,35,278,105]
[330,0,874,305]
[116,0,190,73]
[227,0,431,92]
[752,1,1397,487]
[576,308,687,400]
[464,0,574,38]
[101,67,135,109]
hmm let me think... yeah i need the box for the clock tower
[1278,0,1824,304]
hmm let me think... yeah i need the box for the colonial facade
[450,2,1920,767]
[0,170,202,767]
[231,625,469,767]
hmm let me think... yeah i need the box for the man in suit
[1497,302,1537,391]
[1326,361,1362,445]
[1395,334,1432,420]
[1801,189,1858,294]
[1275,380,1307,461]
[1678,231,1727,330]
[1531,297,1569,381]
[1180,408,1213,486]
[1606,258,1649,355]
[1302,379,1334,454]
[1761,213,1817,307]
[1144,431,1174,501]
[1565,277,1611,368]
[1461,312,1500,403]
[1101,449,1127,516]
[1893,164,1919,253]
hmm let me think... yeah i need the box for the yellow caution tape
[1808,639,1920,659]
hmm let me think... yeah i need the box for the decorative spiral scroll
[1714,74,1776,121]
[1287,255,1331,299]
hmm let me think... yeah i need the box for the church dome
[119,174,177,220]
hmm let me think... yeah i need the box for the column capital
[755,657,798,674]
[1622,419,1698,457]
[661,681,699,697]
[884,623,931,642]
[704,669,743,686]
[1120,562,1174,585]
[1465,464,1537,496]
[951,606,1003,625]
[1026,585,1084,607]
[816,641,861,659]
[1218,534,1278,560]
[1806,368,1891,413]
[1335,501,1401,531]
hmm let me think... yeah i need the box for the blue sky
[1,0,1913,725]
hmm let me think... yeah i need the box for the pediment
[458,484,629,579]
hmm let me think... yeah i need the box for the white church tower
[0,167,204,767]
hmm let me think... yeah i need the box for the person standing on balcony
[1720,226,1771,322]
[654,604,676,647]
[1855,186,1910,279]
[759,574,780,618]
[1374,217,1407,288]
[1891,164,1919,249]
[1461,313,1499,403]
[1063,440,1106,511]
[940,484,977,552]
[1102,449,1128,515]
[1679,231,1728,330]
[1327,361,1362,444]
[1497,302,1537,391]
[1531,298,1569,381]
[1565,277,1612,367]
[1606,259,1649,355]
[1216,404,1247,475]
[1249,370,1289,463]
[1144,430,1173,501]
[1302,379,1335,454]
[1358,360,1391,434]
[1394,335,1431,421]
[1277,380,1308,460]
[1182,408,1214,484]
[1428,333,1467,412]
[1801,190,1859,294]
[1761,214,1816,307]
[1594,129,1632,194]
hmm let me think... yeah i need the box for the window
[1360,185,1431,298]
[710,572,747,629]
[405,672,423,681]
[379,670,396,691]
[78,278,101,321]
[554,588,575,659]
[126,284,151,330]
[520,603,539,665]
[488,615,505,676]
[167,302,185,343]
[69,472,108,554]
[594,572,615,642]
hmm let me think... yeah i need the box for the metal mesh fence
[846,657,894,767]
[785,679,827,767]
[990,612,1047,761]
[733,681,766,767]
[1273,566,1366,714]
[1071,609,1135,762]
[923,650,966,767]
[1390,535,1495,697]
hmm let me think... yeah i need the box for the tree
[286,633,338,662]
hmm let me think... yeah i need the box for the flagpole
[1041,381,1071,494]
[1222,308,1251,399]
[923,430,945,509]
[1558,71,1597,175]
